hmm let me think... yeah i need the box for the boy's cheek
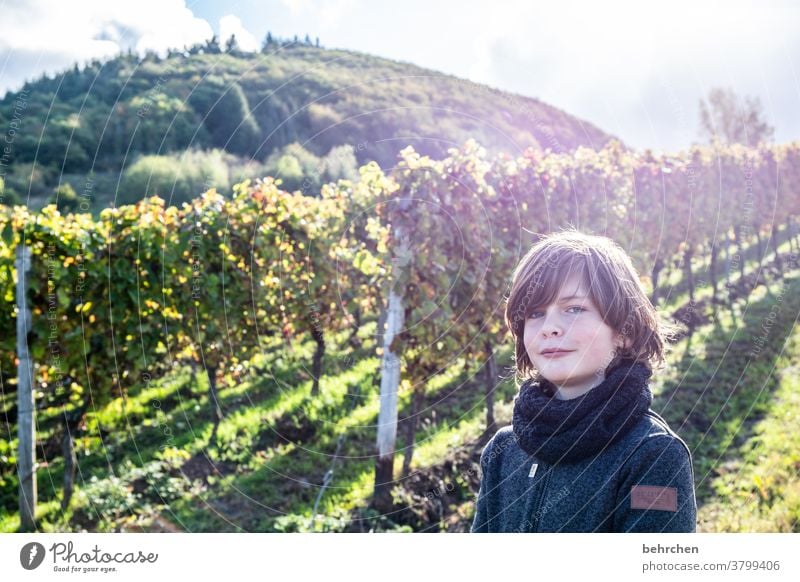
[522,327,537,350]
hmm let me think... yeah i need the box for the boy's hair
[504,228,679,382]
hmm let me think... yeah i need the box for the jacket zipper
[528,465,552,532]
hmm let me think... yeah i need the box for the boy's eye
[529,306,586,319]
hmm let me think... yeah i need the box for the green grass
[697,366,800,531]
[164,341,516,532]
[649,272,800,532]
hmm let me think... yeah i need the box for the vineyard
[1,138,800,532]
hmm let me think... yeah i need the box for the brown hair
[504,228,679,383]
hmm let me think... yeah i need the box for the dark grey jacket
[471,410,696,532]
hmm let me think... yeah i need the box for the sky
[0,0,798,152]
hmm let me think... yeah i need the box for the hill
[0,42,615,209]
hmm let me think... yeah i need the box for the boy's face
[523,272,624,395]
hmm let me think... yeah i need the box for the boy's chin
[537,365,602,385]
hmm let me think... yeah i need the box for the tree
[120,155,185,205]
[698,88,775,146]
[0,176,22,207]
[120,150,230,206]
[225,34,240,54]
[188,80,261,156]
[49,183,81,213]
[187,41,204,55]
[205,35,221,54]
[261,32,274,52]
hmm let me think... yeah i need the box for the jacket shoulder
[621,411,694,474]
[641,411,691,454]
[478,425,519,467]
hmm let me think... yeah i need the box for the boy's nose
[541,322,563,337]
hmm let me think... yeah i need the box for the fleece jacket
[471,410,697,532]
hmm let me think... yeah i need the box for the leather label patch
[630,485,678,512]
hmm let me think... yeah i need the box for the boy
[471,229,696,532]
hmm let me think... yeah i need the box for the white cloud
[457,0,800,150]
[0,0,213,96]
[219,15,260,52]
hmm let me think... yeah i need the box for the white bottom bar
[1,533,797,581]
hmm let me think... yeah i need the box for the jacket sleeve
[470,438,496,533]
[613,436,697,532]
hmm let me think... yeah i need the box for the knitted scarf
[512,359,653,465]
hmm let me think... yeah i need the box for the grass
[698,367,800,531]
[649,271,800,532]
[163,340,517,532]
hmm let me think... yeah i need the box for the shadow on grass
[654,272,800,507]
[657,225,796,313]
[170,346,515,532]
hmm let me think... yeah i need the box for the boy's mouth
[540,349,575,358]
[540,348,574,354]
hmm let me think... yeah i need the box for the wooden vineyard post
[16,244,36,531]
[373,225,408,513]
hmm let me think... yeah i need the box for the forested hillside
[0,40,613,211]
